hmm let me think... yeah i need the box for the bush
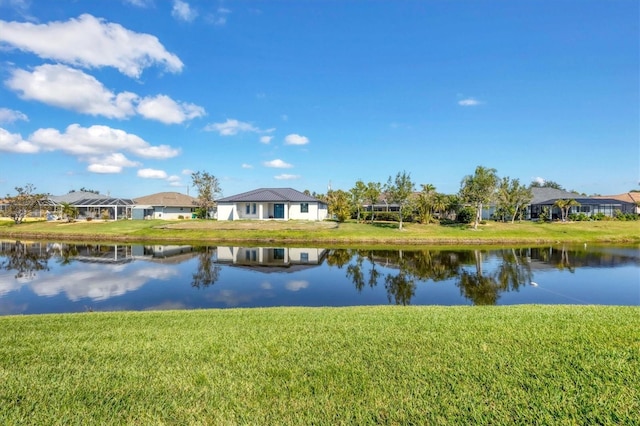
[86,217,92,222]
[178,215,185,220]
[568,213,590,221]
[456,207,475,224]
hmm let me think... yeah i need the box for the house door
[274,204,285,219]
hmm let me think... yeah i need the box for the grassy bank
[0,306,638,424]
[0,218,638,245]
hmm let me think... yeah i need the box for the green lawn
[0,218,638,245]
[0,306,638,424]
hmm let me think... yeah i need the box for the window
[300,252,309,262]
[246,203,250,214]
[252,203,257,214]
[301,203,309,213]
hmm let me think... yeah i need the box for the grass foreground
[0,218,638,245]
[1,306,638,424]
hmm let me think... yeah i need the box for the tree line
[312,166,537,229]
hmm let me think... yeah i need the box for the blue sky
[0,0,638,199]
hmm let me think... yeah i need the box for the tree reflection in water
[332,247,535,306]
[0,241,51,280]
[191,246,222,288]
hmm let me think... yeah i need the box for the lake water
[0,241,638,315]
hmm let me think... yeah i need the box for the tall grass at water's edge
[1,306,638,424]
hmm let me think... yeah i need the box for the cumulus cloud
[0,108,28,124]
[172,0,198,22]
[458,98,483,106]
[0,124,179,174]
[533,177,545,185]
[181,168,193,175]
[0,14,183,78]
[263,159,292,168]
[241,163,253,169]
[167,175,182,186]
[87,153,140,174]
[5,64,204,123]
[260,135,273,144]
[30,124,179,159]
[204,118,261,136]
[284,133,309,145]
[7,64,137,119]
[207,7,231,26]
[136,94,205,124]
[0,127,39,153]
[137,168,168,179]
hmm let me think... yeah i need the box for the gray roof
[49,191,109,204]
[217,188,324,204]
[530,187,582,204]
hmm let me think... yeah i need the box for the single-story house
[47,191,134,220]
[132,192,198,220]
[217,246,327,268]
[527,188,635,220]
[216,188,328,221]
[594,192,640,215]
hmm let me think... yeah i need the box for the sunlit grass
[0,217,638,245]
[0,306,637,424]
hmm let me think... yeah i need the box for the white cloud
[123,0,153,6]
[534,177,545,185]
[0,108,28,124]
[284,133,309,145]
[30,124,179,159]
[274,174,300,180]
[136,94,205,124]
[0,127,39,153]
[204,118,260,136]
[181,169,193,175]
[167,175,182,186]
[87,153,140,174]
[207,7,231,26]
[260,135,273,144]
[137,168,168,179]
[458,98,483,106]
[6,64,204,123]
[241,163,253,169]
[263,159,292,168]
[7,64,137,119]
[0,14,183,78]
[172,0,198,22]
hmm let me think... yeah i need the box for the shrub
[178,215,185,220]
[86,217,92,222]
[456,207,475,224]
[568,213,590,222]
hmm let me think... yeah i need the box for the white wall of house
[217,201,327,221]
[150,206,194,220]
[217,247,326,264]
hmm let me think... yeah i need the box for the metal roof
[217,188,324,203]
[72,198,135,206]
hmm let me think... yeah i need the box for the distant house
[527,188,635,220]
[216,188,328,221]
[594,192,640,215]
[49,191,134,220]
[132,192,198,220]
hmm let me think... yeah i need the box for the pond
[0,241,638,315]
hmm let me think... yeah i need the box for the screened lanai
[65,198,134,220]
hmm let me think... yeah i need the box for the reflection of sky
[0,245,638,315]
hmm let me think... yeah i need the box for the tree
[4,184,46,224]
[416,183,436,224]
[364,181,382,223]
[496,177,533,223]
[530,179,564,190]
[459,166,498,230]
[191,171,222,219]
[553,198,580,222]
[349,180,367,222]
[385,171,415,230]
[326,189,351,223]
[60,202,78,221]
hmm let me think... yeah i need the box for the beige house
[132,192,198,220]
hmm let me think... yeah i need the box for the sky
[0,0,638,199]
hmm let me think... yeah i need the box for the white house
[216,188,328,221]
[132,192,198,220]
[217,246,327,267]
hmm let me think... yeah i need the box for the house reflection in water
[217,247,327,271]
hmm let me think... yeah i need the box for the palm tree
[60,202,78,221]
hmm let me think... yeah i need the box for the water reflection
[0,241,638,314]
